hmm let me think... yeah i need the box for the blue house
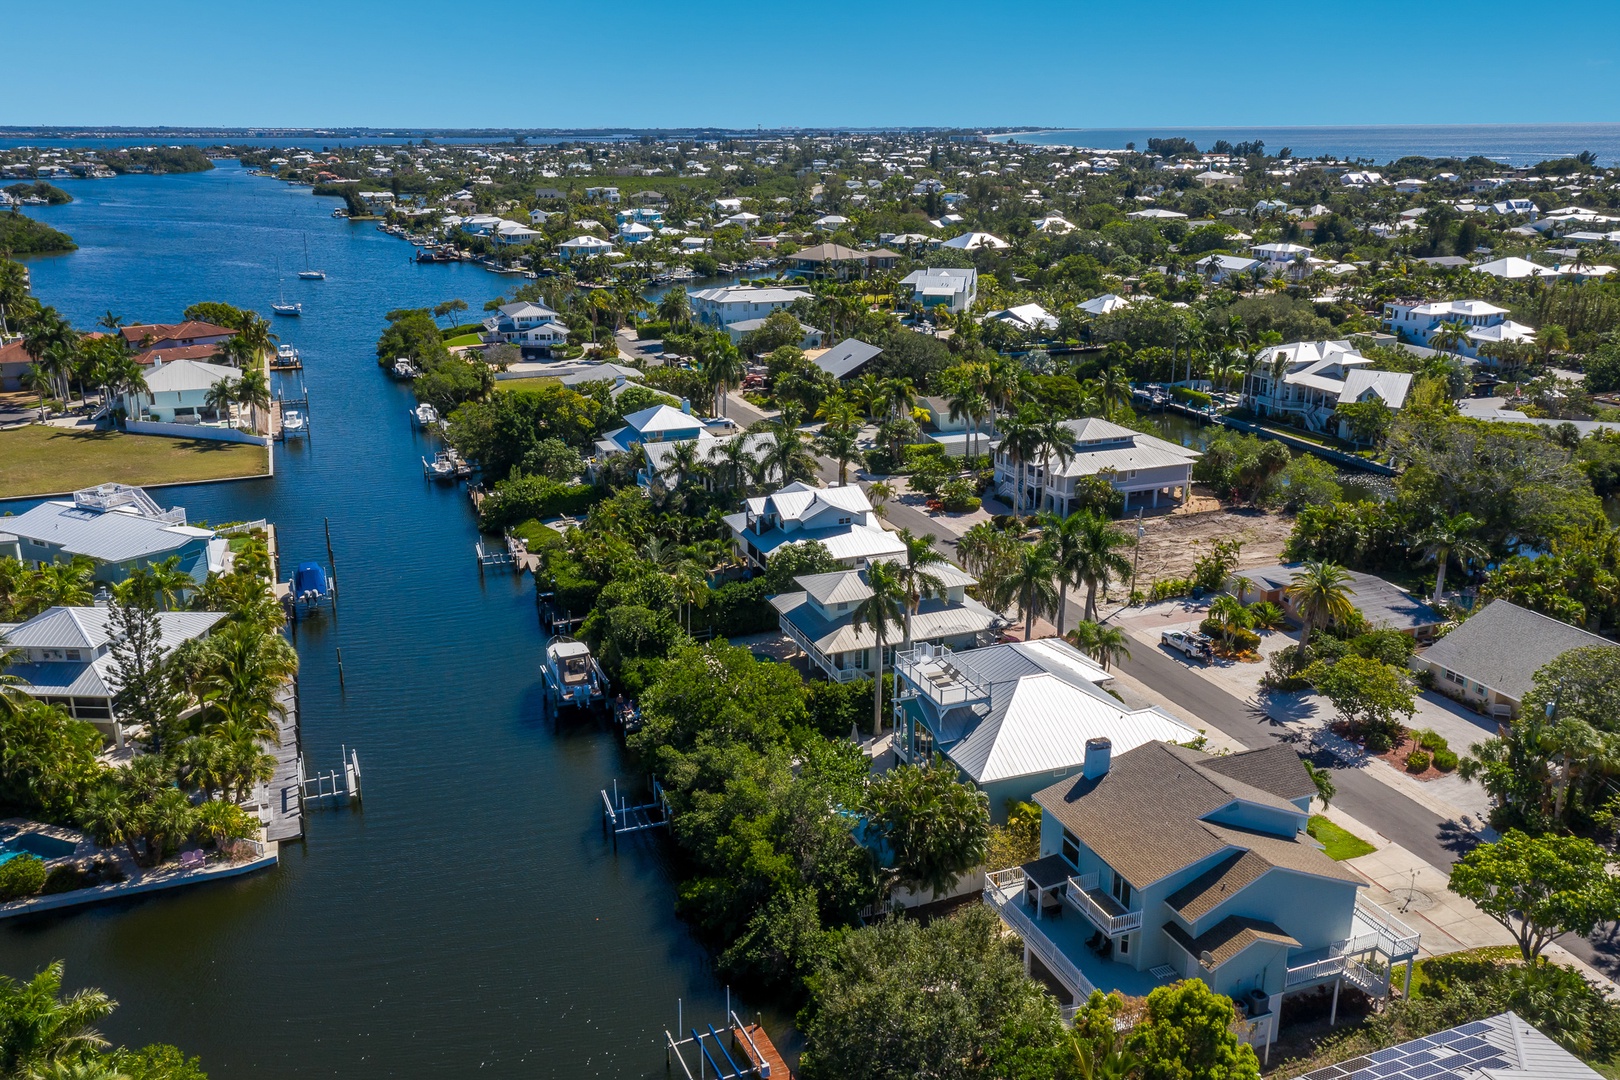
[985,740,1420,1060]
[0,485,222,586]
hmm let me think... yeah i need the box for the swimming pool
[0,832,78,865]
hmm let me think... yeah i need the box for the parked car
[1161,629,1214,663]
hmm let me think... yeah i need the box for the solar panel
[1456,1020,1493,1035]
[1401,1064,1445,1080]
[1476,1058,1510,1070]
[1450,1036,1488,1052]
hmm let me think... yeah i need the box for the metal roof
[813,338,883,380]
[3,499,211,564]
[1298,1012,1601,1080]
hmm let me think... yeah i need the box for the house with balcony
[1382,299,1536,359]
[770,563,1001,685]
[0,605,224,744]
[994,417,1200,513]
[892,640,1197,816]
[690,285,813,329]
[592,401,762,488]
[481,302,571,355]
[723,481,906,570]
[984,740,1420,1060]
[557,235,615,261]
[0,484,222,586]
[1240,340,1412,438]
[900,268,978,314]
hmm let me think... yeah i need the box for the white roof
[1407,299,1509,318]
[1126,207,1187,219]
[689,285,811,306]
[1078,293,1131,316]
[991,303,1058,330]
[940,231,1009,250]
[559,235,614,249]
[1340,368,1413,409]
[1473,256,1556,279]
[2,496,211,563]
[1036,417,1200,478]
[622,403,702,435]
[143,357,239,394]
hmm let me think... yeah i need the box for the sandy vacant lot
[1123,486,1295,592]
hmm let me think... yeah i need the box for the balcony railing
[984,869,1097,1001]
[1354,898,1421,959]
[894,644,989,708]
[1285,950,1394,996]
[1065,873,1143,937]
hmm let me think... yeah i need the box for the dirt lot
[1124,485,1295,592]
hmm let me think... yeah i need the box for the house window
[1112,873,1133,909]
[1443,669,1464,686]
[1061,830,1079,868]
[1119,934,1130,956]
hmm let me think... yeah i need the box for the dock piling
[336,646,346,690]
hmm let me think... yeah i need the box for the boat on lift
[413,402,440,428]
[281,408,308,435]
[391,358,419,380]
[543,636,608,711]
[270,344,302,370]
[423,448,469,481]
[283,560,334,619]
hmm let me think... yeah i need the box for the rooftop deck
[985,869,1166,1002]
[894,643,989,709]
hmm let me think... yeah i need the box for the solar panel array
[1300,1020,1517,1080]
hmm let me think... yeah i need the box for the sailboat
[297,234,325,280]
[272,257,302,316]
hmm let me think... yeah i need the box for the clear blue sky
[5,0,1616,129]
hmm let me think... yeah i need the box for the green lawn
[444,332,483,348]
[1307,815,1377,861]
[493,377,560,393]
[0,426,268,499]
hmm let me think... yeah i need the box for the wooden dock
[261,678,304,842]
[733,1023,792,1080]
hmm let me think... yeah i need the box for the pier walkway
[261,678,304,842]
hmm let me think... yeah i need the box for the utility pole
[1130,508,1145,601]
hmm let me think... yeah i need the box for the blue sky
[4,0,1616,129]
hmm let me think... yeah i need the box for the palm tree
[1057,511,1136,625]
[1412,512,1488,606]
[893,529,948,646]
[24,559,94,616]
[1428,321,1471,356]
[196,621,299,740]
[203,377,239,422]
[76,783,144,865]
[1065,621,1132,671]
[756,409,817,485]
[997,409,1040,514]
[852,560,906,737]
[1284,561,1358,659]
[850,373,883,422]
[656,287,690,327]
[0,962,116,1079]
[699,338,746,418]
[0,636,30,718]
[873,377,919,425]
[659,439,703,491]
[1205,593,1255,647]
[141,554,193,611]
[235,368,271,430]
[813,422,862,485]
[1095,366,1133,414]
[1031,416,1075,513]
[1008,540,1060,640]
[867,479,894,518]
[706,434,758,495]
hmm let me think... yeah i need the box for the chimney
[1083,737,1112,780]
[151,354,162,369]
[679,398,691,414]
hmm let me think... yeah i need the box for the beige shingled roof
[1164,916,1300,969]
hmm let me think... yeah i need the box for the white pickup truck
[1161,629,1214,663]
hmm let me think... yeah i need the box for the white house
[1078,293,1132,316]
[482,302,570,353]
[1242,340,1413,437]
[584,186,620,203]
[940,231,1009,251]
[1472,256,1557,279]
[1382,299,1536,358]
[985,303,1058,333]
[689,285,811,329]
[121,357,242,425]
[723,481,905,569]
[1195,254,1261,283]
[900,268,977,313]
[1126,207,1187,220]
[1194,170,1241,189]
[1251,242,1313,265]
[557,235,615,261]
[996,417,1201,513]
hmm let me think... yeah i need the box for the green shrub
[1247,601,1287,629]
[0,854,47,901]
[695,576,779,638]
[1405,749,1431,773]
[1415,728,1449,752]
[1172,385,1214,407]
[1226,626,1262,653]
[1350,628,1417,666]
[479,476,602,532]
[41,864,86,895]
[1432,748,1459,771]
[1261,648,1312,690]
[1150,577,1194,602]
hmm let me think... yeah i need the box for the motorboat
[270,344,301,370]
[413,402,439,428]
[423,449,460,482]
[391,358,419,380]
[281,408,307,435]
[543,637,608,711]
[283,560,334,619]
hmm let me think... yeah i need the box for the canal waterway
[5,161,735,1077]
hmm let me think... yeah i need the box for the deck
[985,872,1167,1001]
[260,678,304,842]
[733,1024,792,1080]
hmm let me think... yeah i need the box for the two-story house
[771,563,1001,684]
[0,605,225,744]
[689,286,812,329]
[985,741,1419,1058]
[120,357,247,426]
[0,485,222,586]
[900,268,978,314]
[892,639,1197,816]
[995,417,1200,514]
[593,402,772,490]
[557,235,615,261]
[1381,299,1536,359]
[1241,341,1412,438]
[723,481,906,569]
[917,393,997,457]
[481,301,571,354]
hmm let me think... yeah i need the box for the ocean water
[2,162,739,1078]
[993,123,1620,166]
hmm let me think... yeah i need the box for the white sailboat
[298,234,325,280]
[272,257,301,317]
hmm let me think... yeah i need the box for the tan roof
[1201,744,1320,802]
[1033,742,1348,891]
[1165,850,1271,922]
[1164,916,1300,969]
[792,243,901,263]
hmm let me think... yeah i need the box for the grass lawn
[493,377,560,393]
[0,426,267,500]
[1307,815,1377,861]
[444,332,483,348]
[509,518,562,550]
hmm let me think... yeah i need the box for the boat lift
[664,993,785,1079]
[600,777,668,850]
[298,745,362,804]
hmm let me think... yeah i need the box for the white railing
[1285,956,1344,988]
[1065,875,1142,936]
[1355,898,1421,958]
[894,644,989,708]
[1286,952,1394,996]
[1342,957,1389,996]
[985,875,1097,1000]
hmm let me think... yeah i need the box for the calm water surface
[4,162,736,1078]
